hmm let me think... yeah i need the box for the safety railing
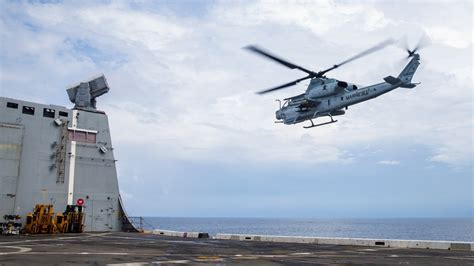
[127,216,154,232]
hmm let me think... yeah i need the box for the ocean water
[142,217,473,242]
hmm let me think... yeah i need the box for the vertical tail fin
[398,54,420,84]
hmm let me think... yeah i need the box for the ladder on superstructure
[56,120,68,183]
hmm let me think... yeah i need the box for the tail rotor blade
[413,33,430,53]
[402,34,430,58]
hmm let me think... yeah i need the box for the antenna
[66,75,110,109]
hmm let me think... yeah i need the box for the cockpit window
[353,85,358,90]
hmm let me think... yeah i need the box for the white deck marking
[0,246,31,255]
[152,260,190,264]
[21,252,129,255]
[0,232,110,245]
[291,252,312,255]
[359,248,377,251]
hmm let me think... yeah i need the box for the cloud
[423,26,472,49]
[211,0,392,32]
[378,160,400,165]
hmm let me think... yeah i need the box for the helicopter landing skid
[304,116,337,129]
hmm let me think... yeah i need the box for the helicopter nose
[276,110,283,120]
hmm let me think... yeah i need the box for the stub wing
[298,99,321,109]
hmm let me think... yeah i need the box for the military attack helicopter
[246,39,422,128]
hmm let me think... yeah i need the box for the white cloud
[210,0,391,34]
[423,26,472,49]
[378,160,400,165]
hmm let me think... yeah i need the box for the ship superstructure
[0,75,133,231]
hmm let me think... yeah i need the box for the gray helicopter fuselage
[276,54,420,125]
[277,82,395,124]
[316,82,395,114]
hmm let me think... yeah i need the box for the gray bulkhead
[0,96,129,231]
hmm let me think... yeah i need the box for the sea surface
[142,217,473,242]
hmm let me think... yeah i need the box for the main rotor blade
[257,75,312,95]
[318,38,395,76]
[245,45,315,75]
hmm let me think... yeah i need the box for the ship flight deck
[1,232,473,265]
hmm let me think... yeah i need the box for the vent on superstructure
[22,106,35,115]
[43,108,55,118]
[59,111,68,117]
[7,102,18,109]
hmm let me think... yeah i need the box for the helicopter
[245,39,422,128]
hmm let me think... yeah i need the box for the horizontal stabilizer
[384,75,417,89]
[400,83,417,88]
[384,75,401,85]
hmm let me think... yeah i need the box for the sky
[0,0,472,218]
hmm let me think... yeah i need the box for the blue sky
[0,0,472,218]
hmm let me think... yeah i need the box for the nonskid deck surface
[0,232,473,265]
